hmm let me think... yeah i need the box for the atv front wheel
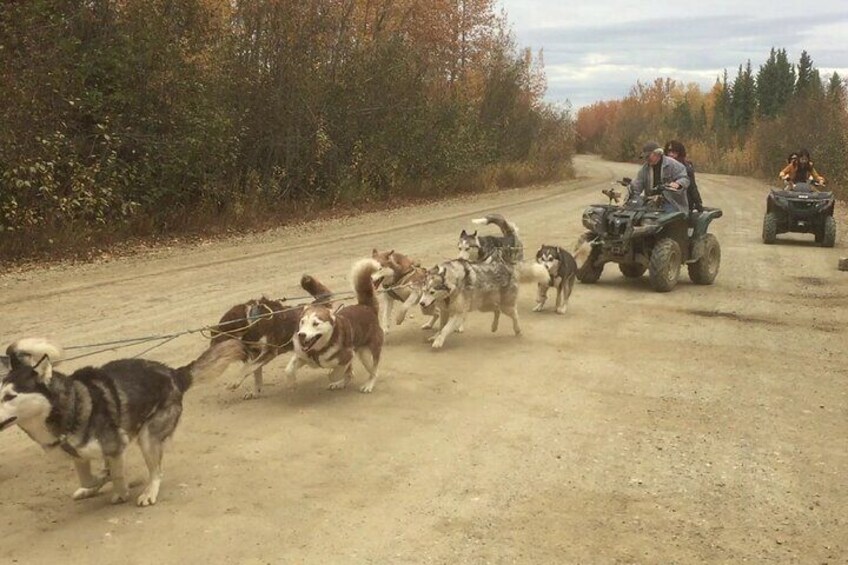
[688,234,721,285]
[762,212,778,244]
[648,238,682,292]
[576,249,604,283]
[619,263,647,278]
[821,216,836,248]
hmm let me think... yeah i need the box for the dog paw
[431,338,445,349]
[532,304,543,312]
[226,381,241,391]
[242,391,259,400]
[456,325,464,333]
[72,486,102,500]
[328,380,348,391]
[136,489,158,507]
[421,321,435,330]
[359,383,375,393]
[110,490,129,504]
[556,306,568,315]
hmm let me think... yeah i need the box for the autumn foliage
[0,0,574,259]
[576,49,847,198]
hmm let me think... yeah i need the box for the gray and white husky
[419,259,540,349]
[0,338,245,507]
[533,244,578,314]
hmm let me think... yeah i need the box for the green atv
[577,178,723,292]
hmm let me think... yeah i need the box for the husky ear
[0,355,9,372]
[471,230,477,238]
[460,229,467,237]
[32,354,53,383]
[371,248,379,258]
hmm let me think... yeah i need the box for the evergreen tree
[795,50,816,95]
[826,72,846,105]
[730,61,756,132]
[756,47,795,117]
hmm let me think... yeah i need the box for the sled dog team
[0,214,584,507]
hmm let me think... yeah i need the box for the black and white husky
[533,244,578,314]
[0,337,245,507]
[458,213,524,264]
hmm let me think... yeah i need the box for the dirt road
[1,155,845,564]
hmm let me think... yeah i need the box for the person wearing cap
[629,141,690,214]
[664,139,703,212]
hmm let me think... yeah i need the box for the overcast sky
[499,0,848,109]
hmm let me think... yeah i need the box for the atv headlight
[582,207,605,231]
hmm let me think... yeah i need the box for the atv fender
[690,207,723,238]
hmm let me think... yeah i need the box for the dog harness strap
[386,268,415,301]
[46,436,81,458]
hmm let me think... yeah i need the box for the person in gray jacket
[629,141,690,214]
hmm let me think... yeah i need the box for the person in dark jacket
[664,140,703,212]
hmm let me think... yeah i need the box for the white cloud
[499,0,848,107]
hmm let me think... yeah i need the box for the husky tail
[351,258,381,311]
[572,233,594,270]
[518,263,551,284]
[301,274,333,304]
[175,340,247,393]
[4,338,64,370]
[471,213,519,238]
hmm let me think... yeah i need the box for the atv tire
[821,216,836,248]
[648,238,682,292]
[577,249,604,284]
[619,263,647,278]
[688,234,721,285]
[762,212,778,244]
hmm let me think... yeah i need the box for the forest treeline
[576,49,847,196]
[0,1,574,259]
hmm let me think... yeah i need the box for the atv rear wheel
[821,216,836,248]
[576,248,604,283]
[619,263,647,278]
[762,212,778,244]
[688,234,721,285]
[648,238,682,292]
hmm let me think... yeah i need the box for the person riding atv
[630,141,690,214]
[779,149,826,187]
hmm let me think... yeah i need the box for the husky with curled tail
[0,338,246,507]
[458,213,525,264]
[286,259,384,393]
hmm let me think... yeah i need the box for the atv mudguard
[689,207,723,238]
